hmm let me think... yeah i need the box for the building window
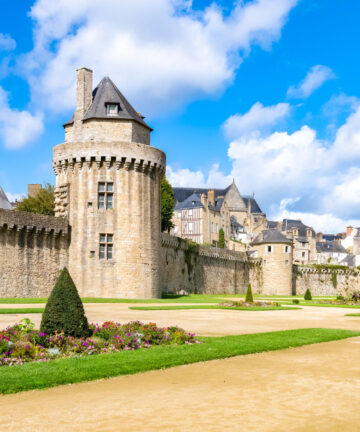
[177,212,181,218]
[302,251,306,258]
[99,234,113,260]
[284,245,290,253]
[211,222,214,233]
[189,222,193,232]
[285,260,289,265]
[216,224,218,233]
[302,242,306,247]
[98,182,113,209]
[189,209,193,217]
[106,103,119,115]
[174,226,178,234]
[266,245,273,253]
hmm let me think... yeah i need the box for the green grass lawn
[0,328,357,394]
[0,294,336,304]
[281,301,360,309]
[130,305,299,311]
[0,308,44,314]
[345,313,360,317]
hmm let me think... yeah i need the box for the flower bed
[218,300,281,308]
[0,319,199,367]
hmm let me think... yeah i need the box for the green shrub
[245,284,254,303]
[336,295,344,301]
[40,268,90,337]
[218,228,225,249]
[304,289,312,301]
[292,299,300,304]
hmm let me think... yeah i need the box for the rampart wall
[160,233,263,295]
[294,265,360,296]
[0,209,69,297]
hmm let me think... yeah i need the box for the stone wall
[294,265,360,296]
[160,233,263,295]
[0,209,69,297]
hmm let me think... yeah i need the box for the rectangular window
[174,226,178,234]
[267,245,273,253]
[98,182,113,209]
[177,212,181,218]
[189,222,193,232]
[285,260,289,265]
[211,222,214,233]
[107,104,119,115]
[302,251,306,258]
[216,224,218,233]
[189,209,193,217]
[99,233,114,260]
[284,245,290,253]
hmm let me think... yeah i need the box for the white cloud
[167,163,231,188]
[0,34,16,51]
[287,65,335,99]
[0,87,44,149]
[5,192,24,203]
[19,0,298,116]
[223,102,290,139]
[169,99,360,233]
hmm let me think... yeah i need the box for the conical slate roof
[251,229,292,245]
[65,76,152,130]
[0,186,12,210]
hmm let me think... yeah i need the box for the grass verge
[345,313,360,317]
[281,301,360,309]
[129,305,299,311]
[0,308,44,314]
[0,328,358,395]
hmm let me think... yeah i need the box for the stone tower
[250,230,293,295]
[53,68,166,298]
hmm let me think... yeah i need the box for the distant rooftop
[0,186,12,210]
[251,229,292,245]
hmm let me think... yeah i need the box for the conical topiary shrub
[245,283,254,303]
[304,289,312,301]
[40,267,90,337]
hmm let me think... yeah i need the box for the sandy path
[1,337,360,431]
[1,303,360,336]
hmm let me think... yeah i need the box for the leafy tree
[161,176,175,232]
[218,228,225,248]
[40,268,90,337]
[16,183,55,216]
[304,289,312,301]
[245,283,254,303]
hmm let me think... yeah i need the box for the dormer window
[106,103,119,116]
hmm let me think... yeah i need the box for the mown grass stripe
[0,308,44,314]
[0,328,358,394]
[129,305,299,311]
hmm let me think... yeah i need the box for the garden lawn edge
[0,328,358,395]
[0,308,44,314]
[129,305,299,311]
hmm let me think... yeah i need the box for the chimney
[346,226,353,237]
[75,67,93,121]
[28,184,42,198]
[208,190,215,206]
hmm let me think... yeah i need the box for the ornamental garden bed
[0,319,198,367]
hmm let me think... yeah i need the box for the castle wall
[160,233,263,295]
[294,266,360,296]
[0,210,69,297]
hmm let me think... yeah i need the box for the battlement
[0,209,69,236]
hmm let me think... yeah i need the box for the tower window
[106,103,119,115]
[99,233,113,260]
[98,182,113,209]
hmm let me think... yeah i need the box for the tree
[245,283,254,303]
[40,268,90,337]
[16,183,55,216]
[218,228,225,248]
[161,176,175,232]
[304,289,312,301]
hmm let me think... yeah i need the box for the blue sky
[1,0,360,232]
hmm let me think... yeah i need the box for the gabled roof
[174,193,203,210]
[172,185,263,214]
[282,219,315,238]
[316,241,347,254]
[64,76,152,130]
[251,229,292,245]
[0,186,12,210]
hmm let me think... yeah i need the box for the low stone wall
[294,265,360,296]
[160,233,263,295]
[0,209,69,297]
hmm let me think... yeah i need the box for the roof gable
[0,186,12,210]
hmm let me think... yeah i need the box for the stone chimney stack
[74,67,93,121]
[28,184,42,198]
[208,190,215,206]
